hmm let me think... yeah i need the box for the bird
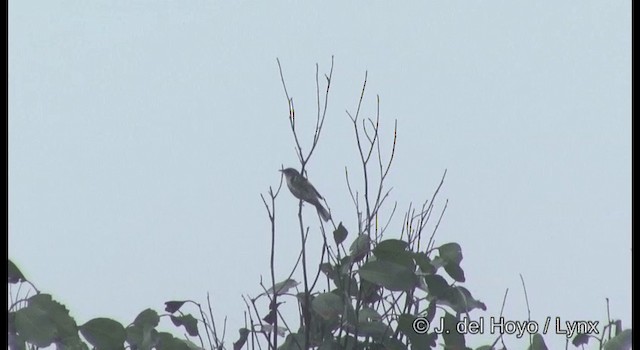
[279,167,331,222]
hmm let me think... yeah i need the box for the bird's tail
[315,203,331,222]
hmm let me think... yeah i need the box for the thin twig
[490,288,510,348]
[425,169,448,252]
[520,274,533,346]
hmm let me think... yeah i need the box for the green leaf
[413,252,436,274]
[164,300,187,313]
[389,252,417,271]
[430,256,445,270]
[8,310,17,333]
[438,242,463,265]
[373,241,415,270]
[423,274,450,299]
[261,308,276,325]
[613,320,622,336]
[358,306,382,322]
[57,335,89,350]
[571,333,590,347]
[280,332,306,350]
[320,263,338,281]
[347,307,393,338]
[126,324,143,348]
[80,318,126,350]
[14,305,57,347]
[335,274,359,297]
[356,320,392,338]
[373,239,409,255]
[133,308,160,328]
[311,292,344,321]
[382,337,408,350]
[170,314,199,337]
[8,332,26,350]
[155,332,191,350]
[333,223,348,245]
[342,300,358,327]
[397,314,437,349]
[349,234,371,262]
[358,260,418,292]
[339,256,354,274]
[310,311,337,342]
[179,338,203,350]
[603,329,632,350]
[439,286,486,313]
[233,328,249,350]
[265,278,299,296]
[527,333,548,350]
[126,324,158,350]
[40,296,77,338]
[360,279,382,304]
[335,335,364,350]
[441,312,465,349]
[443,263,466,282]
[14,294,78,348]
[318,338,342,350]
[8,259,27,284]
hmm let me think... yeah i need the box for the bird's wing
[308,182,324,200]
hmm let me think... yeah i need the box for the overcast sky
[9,1,631,349]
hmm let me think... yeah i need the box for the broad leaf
[8,259,27,284]
[133,308,159,328]
[527,333,549,350]
[170,314,199,337]
[164,301,186,313]
[312,292,344,321]
[443,263,465,282]
[333,223,348,245]
[80,318,126,350]
[233,328,249,350]
[359,260,417,292]
[14,294,78,348]
[266,278,299,296]
[349,235,371,262]
[603,329,632,350]
[438,242,463,265]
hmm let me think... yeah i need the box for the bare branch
[520,274,533,347]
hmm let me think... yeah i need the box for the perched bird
[279,168,331,222]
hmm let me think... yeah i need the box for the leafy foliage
[6,65,632,350]
[8,260,217,350]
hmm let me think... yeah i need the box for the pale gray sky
[9,1,631,349]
